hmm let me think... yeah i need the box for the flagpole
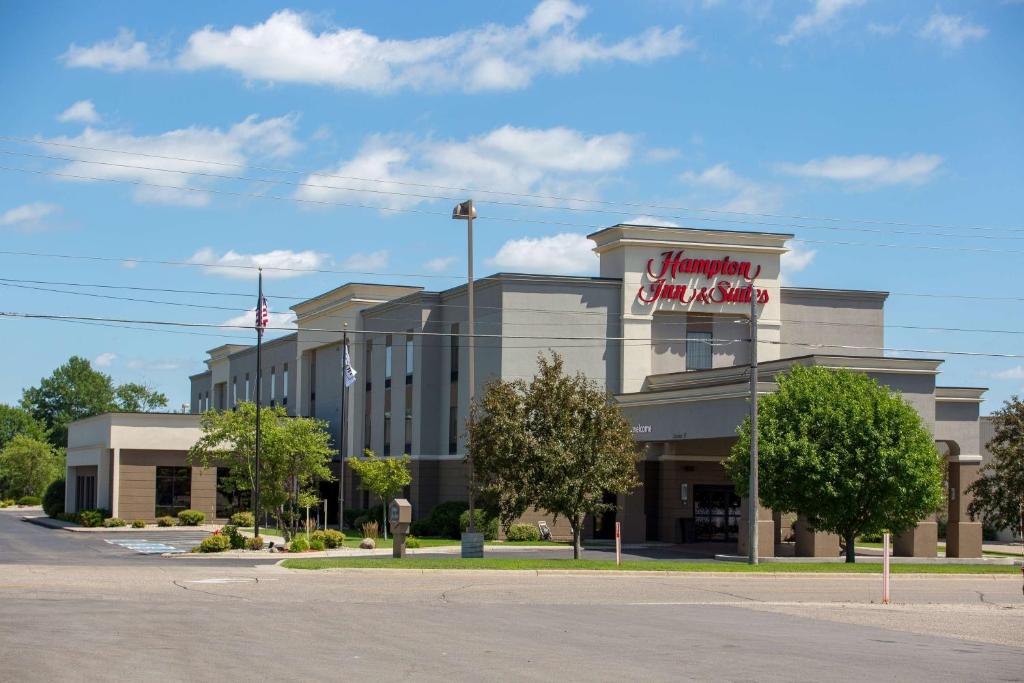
[338,328,348,531]
[254,269,263,539]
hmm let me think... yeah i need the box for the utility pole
[452,199,477,539]
[254,269,265,539]
[748,285,759,565]
[338,324,348,531]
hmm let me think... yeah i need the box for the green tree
[0,404,49,451]
[0,434,63,499]
[21,356,168,447]
[187,402,335,540]
[724,365,944,563]
[469,352,641,559]
[347,450,412,540]
[968,396,1024,541]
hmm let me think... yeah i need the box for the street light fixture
[452,200,481,555]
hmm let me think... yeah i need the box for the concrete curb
[714,553,1020,566]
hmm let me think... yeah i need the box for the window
[75,473,96,511]
[405,331,413,454]
[405,333,414,380]
[686,331,713,371]
[244,373,250,402]
[283,363,289,406]
[232,377,237,407]
[448,324,460,454]
[383,336,392,456]
[384,335,393,388]
[309,353,317,417]
[270,366,276,407]
[155,466,191,518]
[216,467,250,518]
[364,341,373,450]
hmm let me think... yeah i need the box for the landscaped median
[280,557,1021,574]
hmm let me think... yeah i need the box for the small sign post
[882,532,891,605]
[615,521,622,567]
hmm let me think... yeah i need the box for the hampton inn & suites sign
[636,250,769,306]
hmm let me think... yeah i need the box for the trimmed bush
[321,529,346,549]
[177,509,205,526]
[459,509,499,541]
[246,536,265,551]
[197,534,231,553]
[343,507,367,530]
[43,479,65,517]
[103,517,128,528]
[0,500,10,508]
[506,523,541,542]
[230,511,255,527]
[308,537,326,551]
[78,509,105,527]
[406,535,422,549]
[131,519,146,529]
[289,536,310,553]
[221,525,245,550]
[409,519,432,537]
[156,516,176,527]
[425,501,470,539]
[17,495,41,506]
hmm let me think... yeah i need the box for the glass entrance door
[693,485,741,542]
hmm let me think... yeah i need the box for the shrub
[428,501,470,539]
[858,532,883,543]
[321,529,346,549]
[78,509,105,527]
[460,509,499,541]
[57,512,78,523]
[409,519,432,537]
[156,516,176,527]
[103,517,128,528]
[309,537,326,551]
[246,536,264,551]
[343,507,367,530]
[361,520,379,539]
[221,525,245,550]
[42,479,65,517]
[406,535,421,549]
[17,495,41,506]
[506,523,541,542]
[131,519,146,529]
[289,536,310,553]
[197,534,231,553]
[230,511,255,527]
[177,509,206,526]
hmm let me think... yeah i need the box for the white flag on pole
[343,345,357,387]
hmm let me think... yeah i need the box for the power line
[3,310,1024,359]
[5,162,1024,255]
[7,148,1024,243]
[6,134,1023,235]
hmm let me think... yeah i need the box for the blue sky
[0,0,1022,412]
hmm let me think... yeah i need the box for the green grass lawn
[280,557,1018,574]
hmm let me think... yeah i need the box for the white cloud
[424,256,457,272]
[340,250,389,271]
[125,358,186,372]
[37,114,300,206]
[57,100,101,124]
[165,3,692,93]
[679,163,783,214]
[94,352,117,368]
[992,366,1024,380]
[780,242,817,284]
[778,154,943,186]
[628,216,680,227]
[188,247,330,279]
[918,13,987,49]
[1,202,59,229]
[62,29,153,71]
[489,233,596,274]
[296,125,633,211]
[776,0,865,45]
[222,308,297,330]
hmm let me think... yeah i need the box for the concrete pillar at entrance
[110,448,121,518]
[894,513,937,557]
[794,516,841,558]
[947,455,983,558]
[737,497,774,558]
[65,468,77,513]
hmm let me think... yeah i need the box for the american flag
[256,295,269,330]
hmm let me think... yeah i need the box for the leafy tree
[968,396,1024,541]
[0,404,49,451]
[21,356,168,446]
[187,402,335,540]
[0,434,63,499]
[724,365,944,563]
[347,450,412,540]
[469,352,641,559]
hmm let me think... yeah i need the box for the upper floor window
[283,363,289,406]
[384,335,393,388]
[244,373,250,402]
[405,332,414,381]
[686,331,713,371]
[270,366,276,406]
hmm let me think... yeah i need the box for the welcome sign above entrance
[636,249,770,306]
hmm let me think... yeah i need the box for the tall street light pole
[452,199,478,542]
[748,285,759,565]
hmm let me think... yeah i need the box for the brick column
[794,515,841,557]
[737,497,775,558]
[946,455,983,558]
[894,513,937,557]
